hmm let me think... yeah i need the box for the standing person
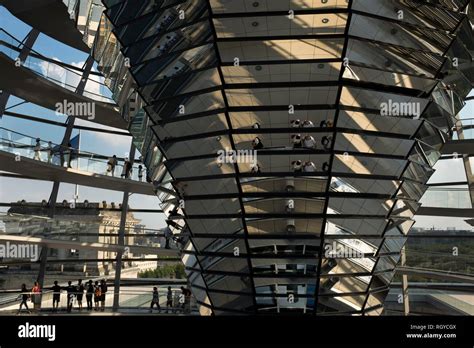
[93,281,101,311]
[150,287,161,311]
[107,155,118,176]
[47,141,53,164]
[33,138,42,161]
[51,281,61,312]
[138,165,144,181]
[166,286,173,313]
[125,159,133,179]
[31,281,41,311]
[66,281,76,313]
[100,279,107,312]
[67,142,75,168]
[164,227,172,249]
[121,158,129,178]
[76,279,84,311]
[18,284,30,314]
[86,280,94,311]
[180,286,191,314]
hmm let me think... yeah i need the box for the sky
[0,6,472,231]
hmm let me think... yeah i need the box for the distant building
[2,201,157,279]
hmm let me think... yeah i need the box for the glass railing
[0,211,182,251]
[452,118,474,140]
[0,286,198,314]
[419,187,472,209]
[0,127,146,182]
[385,287,474,315]
[0,29,115,104]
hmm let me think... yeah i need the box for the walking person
[100,279,107,312]
[17,284,31,314]
[166,286,173,313]
[33,138,42,161]
[66,281,76,313]
[150,287,161,312]
[76,279,84,311]
[86,280,94,311]
[106,155,118,176]
[94,281,101,311]
[51,281,61,312]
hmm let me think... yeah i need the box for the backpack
[95,286,101,297]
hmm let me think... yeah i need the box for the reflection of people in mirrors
[321,135,332,150]
[302,120,314,128]
[303,161,316,172]
[250,164,261,173]
[290,119,301,128]
[320,119,334,128]
[292,160,303,172]
[303,135,316,149]
[252,137,264,150]
[291,134,302,148]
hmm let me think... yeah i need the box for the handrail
[0,127,147,181]
[0,28,115,104]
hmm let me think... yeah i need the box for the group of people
[33,138,75,168]
[290,119,333,128]
[17,282,41,314]
[150,286,192,314]
[18,281,192,314]
[51,279,108,312]
[249,119,334,160]
[17,279,108,314]
[106,155,145,181]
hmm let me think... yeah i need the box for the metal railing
[0,28,115,104]
[0,127,147,182]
